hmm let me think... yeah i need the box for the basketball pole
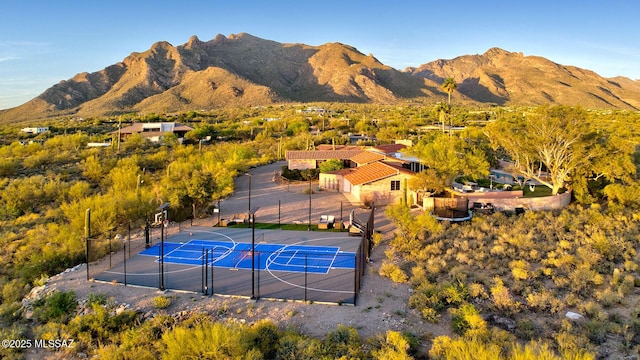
[251,211,255,299]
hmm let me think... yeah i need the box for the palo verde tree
[408,132,490,189]
[484,106,596,195]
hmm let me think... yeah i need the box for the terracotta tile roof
[370,144,407,154]
[173,124,195,132]
[381,161,416,175]
[316,144,363,151]
[344,161,405,185]
[350,151,385,165]
[285,150,363,160]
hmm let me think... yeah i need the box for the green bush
[379,261,408,283]
[323,325,364,359]
[34,290,77,323]
[450,304,486,336]
[87,292,107,306]
[1,279,28,304]
[153,296,172,309]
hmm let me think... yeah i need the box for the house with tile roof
[286,142,419,205]
[341,161,416,205]
[285,149,364,170]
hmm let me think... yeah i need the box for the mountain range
[2,32,639,123]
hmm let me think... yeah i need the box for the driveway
[216,161,358,226]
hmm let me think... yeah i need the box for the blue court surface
[139,239,356,274]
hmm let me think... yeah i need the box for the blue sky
[1,0,638,110]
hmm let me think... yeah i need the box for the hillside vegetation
[0,104,639,359]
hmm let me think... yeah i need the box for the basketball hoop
[163,219,169,228]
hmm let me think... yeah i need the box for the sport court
[94,226,364,304]
[139,239,356,273]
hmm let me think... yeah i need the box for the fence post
[257,252,261,299]
[210,249,214,296]
[123,242,127,286]
[109,228,112,268]
[353,253,358,306]
[85,209,91,281]
[304,253,308,302]
[206,248,209,294]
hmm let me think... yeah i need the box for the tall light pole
[249,207,260,300]
[308,174,312,231]
[157,202,170,291]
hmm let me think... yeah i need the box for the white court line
[285,250,300,266]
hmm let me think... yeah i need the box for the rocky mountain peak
[1,33,639,123]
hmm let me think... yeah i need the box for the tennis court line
[139,240,356,274]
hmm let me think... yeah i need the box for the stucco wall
[464,190,572,211]
[355,174,415,205]
[319,173,342,191]
[288,159,316,170]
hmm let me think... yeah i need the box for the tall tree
[484,106,594,195]
[439,78,456,134]
[441,77,457,105]
[435,102,451,134]
[408,133,489,189]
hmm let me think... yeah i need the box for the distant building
[286,143,418,205]
[21,127,49,134]
[113,122,193,143]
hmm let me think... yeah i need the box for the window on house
[391,180,400,191]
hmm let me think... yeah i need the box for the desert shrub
[32,274,48,287]
[1,278,29,304]
[0,324,29,358]
[584,319,609,345]
[421,307,441,323]
[87,292,107,306]
[246,320,281,360]
[34,290,77,323]
[450,303,486,336]
[323,325,364,359]
[409,280,468,322]
[490,277,520,315]
[153,296,172,309]
[468,282,488,299]
[0,301,22,322]
[526,289,563,314]
[371,330,413,360]
[509,259,530,281]
[67,303,138,351]
[568,264,604,295]
[596,287,622,307]
[162,321,251,359]
[371,232,384,246]
[515,319,540,340]
[114,314,174,357]
[617,274,636,297]
[429,336,502,360]
[379,261,408,283]
[580,301,605,320]
[276,331,324,360]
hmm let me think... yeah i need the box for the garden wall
[458,190,572,211]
